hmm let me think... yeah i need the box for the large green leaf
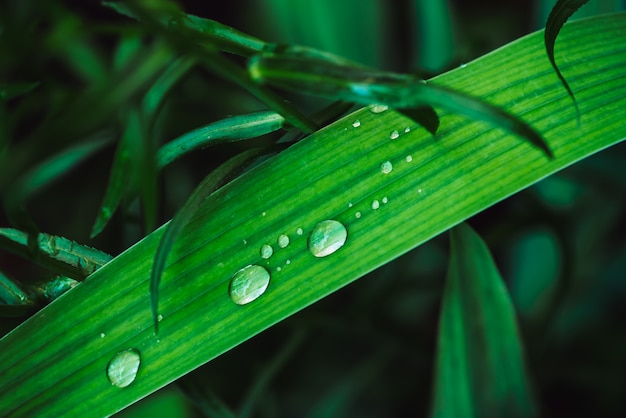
[1,13,625,416]
[431,223,536,418]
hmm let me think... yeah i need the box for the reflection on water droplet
[296,227,303,236]
[308,220,348,257]
[352,120,361,128]
[406,155,413,163]
[260,244,273,259]
[355,212,361,218]
[380,161,393,174]
[370,104,388,114]
[278,234,289,248]
[382,197,388,204]
[372,200,380,210]
[390,130,400,140]
[107,349,141,388]
[229,265,270,305]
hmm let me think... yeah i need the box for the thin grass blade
[151,147,269,332]
[249,53,552,157]
[544,0,590,123]
[431,223,537,418]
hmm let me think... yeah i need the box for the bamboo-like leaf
[431,223,536,418]
[1,13,625,416]
[249,52,552,157]
[0,270,32,306]
[0,228,113,279]
[151,148,269,333]
[544,0,590,122]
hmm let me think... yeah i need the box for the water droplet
[406,155,413,163]
[229,265,270,305]
[278,234,290,248]
[296,227,304,236]
[260,244,273,259]
[348,202,353,208]
[459,63,467,69]
[380,161,393,174]
[372,200,380,210]
[370,104,388,114]
[242,239,248,245]
[390,130,400,140]
[418,188,423,193]
[404,127,411,133]
[285,259,291,265]
[157,314,163,322]
[261,211,267,217]
[382,197,388,204]
[352,120,361,128]
[106,349,141,388]
[355,212,362,219]
[308,220,348,258]
[100,332,106,338]
[276,266,282,272]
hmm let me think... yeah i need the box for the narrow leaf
[151,147,269,333]
[544,0,589,123]
[0,270,33,306]
[249,52,552,157]
[0,228,113,279]
[431,223,536,418]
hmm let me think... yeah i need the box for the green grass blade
[544,0,590,122]
[249,52,552,157]
[151,148,269,333]
[0,228,113,280]
[431,223,536,418]
[1,13,625,416]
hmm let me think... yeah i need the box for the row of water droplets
[105,104,413,389]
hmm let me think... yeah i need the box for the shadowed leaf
[544,0,590,123]
[431,223,536,418]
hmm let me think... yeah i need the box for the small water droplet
[404,127,411,133]
[100,333,106,338]
[418,188,423,193]
[459,63,467,69]
[229,265,271,305]
[296,227,304,236]
[406,155,413,163]
[348,202,353,208]
[285,259,291,265]
[276,266,282,272]
[355,212,361,219]
[390,130,400,140]
[352,120,361,128]
[278,234,290,248]
[243,239,248,245]
[380,161,393,174]
[157,314,163,322]
[106,349,141,388]
[261,211,267,217]
[370,104,388,114]
[308,220,348,258]
[382,197,388,204]
[372,200,380,210]
[260,244,273,259]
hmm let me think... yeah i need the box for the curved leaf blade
[431,223,536,418]
[544,0,590,122]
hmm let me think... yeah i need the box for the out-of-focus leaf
[431,223,536,418]
[544,0,590,122]
[0,82,40,101]
[0,228,113,279]
[151,147,269,332]
[249,52,552,157]
[0,270,32,306]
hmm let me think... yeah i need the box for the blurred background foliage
[1,0,626,416]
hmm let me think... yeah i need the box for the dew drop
[260,244,273,259]
[286,259,291,265]
[460,63,467,69]
[380,161,393,174]
[157,314,163,322]
[352,120,361,128]
[308,220,348,258]
[404,127,411,133]
[106,349,141,388]
[242,239,248,245]
[372,200,380,210]
[261,211,267,217]
[296,227,304,236]
[355,212,362,219]
[370,104,388,114]
[276,266,282,272]
[406,155,413,163]
[100,333,106,338]
[278,234,290,248]
[229,265,270,305]
[382,197,388,204]
[390,130,400,140]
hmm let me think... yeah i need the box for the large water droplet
[380,161,393,174]
[260,244,273,259]
[278,234,290,248]
[229,265,270,305]
[106,349,141,388]
[308,220,348,257]
[370,104,388,114]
